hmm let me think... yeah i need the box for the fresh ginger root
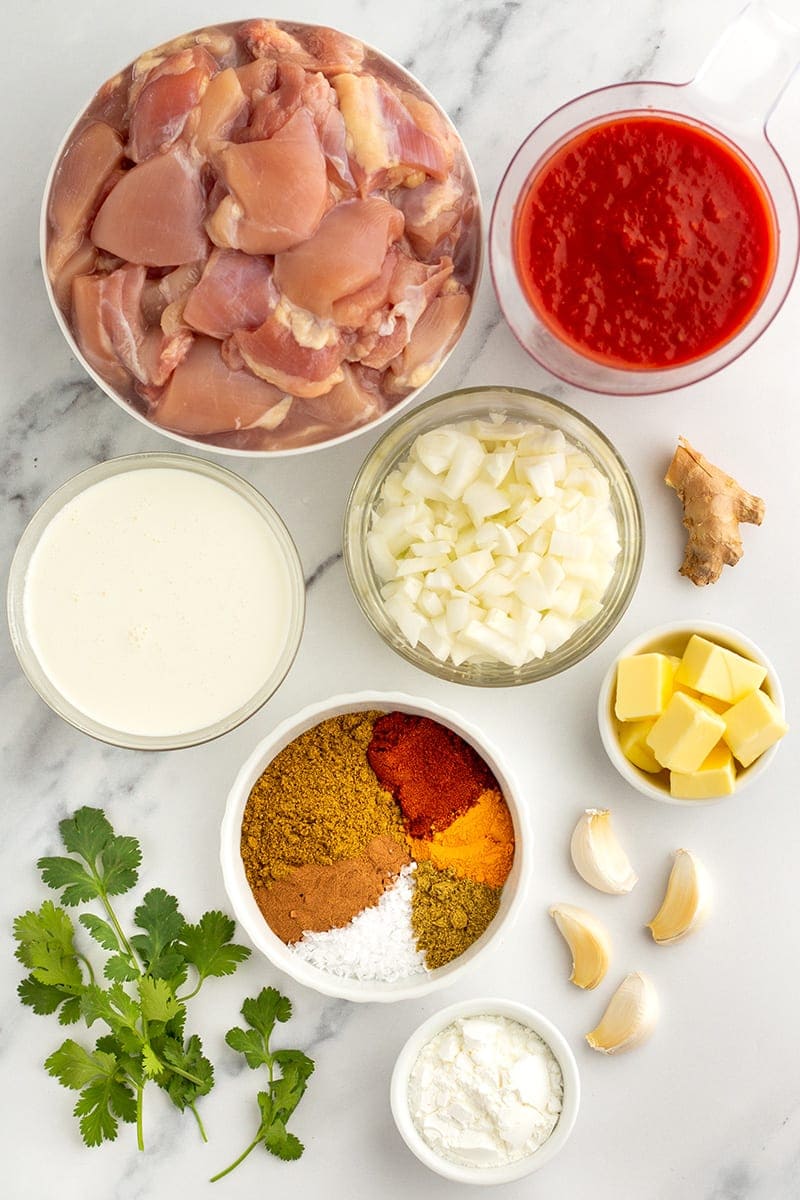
[665,436,765,586]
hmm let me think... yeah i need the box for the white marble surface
[2,1,800,1196]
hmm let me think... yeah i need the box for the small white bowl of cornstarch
[390,998,580,1182]
[220,691,531,1002]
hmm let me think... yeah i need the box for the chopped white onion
[368,413,620,667]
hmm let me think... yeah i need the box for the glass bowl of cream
[390,997,580,1183]
[7,453,305,749]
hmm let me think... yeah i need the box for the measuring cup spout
[689,1,800,131]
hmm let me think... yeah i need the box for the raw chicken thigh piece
[72,274,131,393]
[207,108,328,254]
[239,62,306,141]
[183,249,276,338]
[141,262,205,325]
[74,264,192,388]
[151,336,291,435]
[395,176,466,257]
[91,145,208,266]
[302,363,384,428]
[127,48,217,162]
[239,21,363,74]
[191,68,248,156]
[47,122,124,277]
[234,307,346,397]
[273,198,404,317]
[331,248,399,327]
[388,289,470,392]
[333,74,450,190]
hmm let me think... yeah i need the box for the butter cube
[674,635,766,704]
[615,653,676,720]
[646,692,727,773]
[723,689,788,767]
[618,719,662,774]
[670,743,736,799]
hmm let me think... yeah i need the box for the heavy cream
[23,466,298,738]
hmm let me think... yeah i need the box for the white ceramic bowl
[41,20,482,457]
[220,691,531,1001]
[598,621,786,805]
[390,996,580,1184]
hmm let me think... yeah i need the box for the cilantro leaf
[81,983,142,1038]
[16,807,250,1156]
[104,955,139,983]
[59,808,115,864]
[37,856,98,906]
[138,977,181,1025]
[241,987,292,1042]
[178,911,250,985]
[159,1035,214,1110]
[225,1026,269,1071]
[45,1040,117,1091]
[99,835,141,897]
[74,1081,121,1146]
[211,988,312,1181]
[79,913,121,953]
[263,1123,304,1162]
[18,974,78,1019]
[130,888,186,979]
[13,902,83,991]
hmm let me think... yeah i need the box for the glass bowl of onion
[343,387,644,685]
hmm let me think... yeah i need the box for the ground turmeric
[407,788,514,887]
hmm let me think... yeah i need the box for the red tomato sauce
[514,115,777,369]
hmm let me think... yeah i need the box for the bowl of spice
[390,997,580,1183]
[220,692,530,1000]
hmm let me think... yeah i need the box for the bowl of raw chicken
[42,20,482,454]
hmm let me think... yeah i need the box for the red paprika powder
[367,712,497,838]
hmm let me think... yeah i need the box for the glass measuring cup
[490,1,800,395]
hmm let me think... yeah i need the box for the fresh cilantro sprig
[211,987,314,1182]
[13,806,250,1150]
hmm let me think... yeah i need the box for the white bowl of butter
[7,453,305,749]
[598,621,787,805]
[390,997,579,1183]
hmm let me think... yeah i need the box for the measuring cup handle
[689,0,800,130]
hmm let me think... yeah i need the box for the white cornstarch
[290,865,427,982]
[408,1015,563,1167]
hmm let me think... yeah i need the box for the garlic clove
[569,808,638,894]
[586,971,658,1054]
[549,903,611,989]
[647,848,712,944]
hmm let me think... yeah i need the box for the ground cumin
[241,711,405,888]
[408,788,514,887]
[254,835,410,944]
[411,861,502,969]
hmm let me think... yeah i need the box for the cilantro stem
[189,1101,208,1143]
[135,1084,145,1152]
[176,978,203,1003]
[165,1062,206,1088]
[94,882,143,976]
[209,1136,260,1183]
[76,951,96,986]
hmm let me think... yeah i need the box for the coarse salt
[407,1015,563,1168]
[290,864,427,982]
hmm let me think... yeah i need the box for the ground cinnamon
[254,835,410,944]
